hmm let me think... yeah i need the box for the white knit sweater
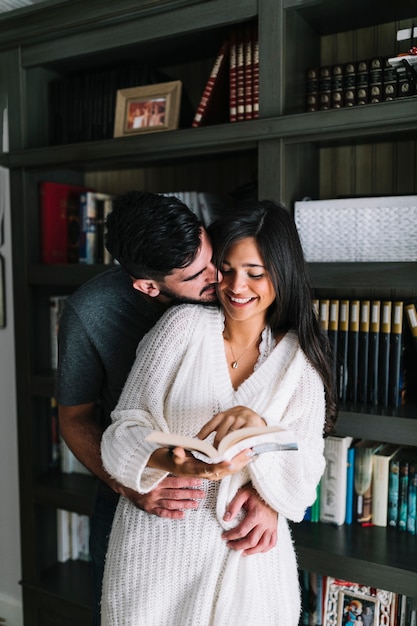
[101,304,326,626]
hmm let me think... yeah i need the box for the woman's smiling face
[217,237,276,323]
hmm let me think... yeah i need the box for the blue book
[388,450,403,527]
[407,457,417,535]
[345,445,355,524]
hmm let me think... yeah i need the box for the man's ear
[132,278,161,297]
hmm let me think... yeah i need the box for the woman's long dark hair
[208,200,338,435]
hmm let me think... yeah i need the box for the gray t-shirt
[55,266,167,429]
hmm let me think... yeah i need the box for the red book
[192,39,230,128]
[236,26,245,121]
[243,23,253,120]
[251,23,259,118]
[229,27,238,122]
[40,181,92,264]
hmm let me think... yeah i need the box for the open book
[145,425,298,463]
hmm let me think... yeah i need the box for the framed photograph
[323,578,396,626]
[113,80,182,137]
[337,591,379,626]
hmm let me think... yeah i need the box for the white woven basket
[294,196,417,262]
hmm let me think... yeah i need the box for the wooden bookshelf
[2,0,417,622]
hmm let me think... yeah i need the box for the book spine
[57,509,71,562]
[389,301,404,407]
[306,67,319,112]
[338,299,350,403]
[49,295,68,369]
[356,58,370,105]
[192,40,229,128]
[372,447,399,527]
[407,457,417,534]
[348,300,360,403]
[405,303,417,353]
[251,23,259,119]
[388,456,401,527]
[67,191,81,263]
[345,445,355,524]
[358,300,370,404]
[331,63,344,109]
[319,299,330,334]
[40,183,68,264]
[379,300,392,407]
[398,458,409,531]
[383,55,398,101]
[368,300,380,405]
[328,299,339,386]
[318,65,331,111]
[320,436,352,525]
[369,56,384,104]
[343,61,356,107]
[229,28,237,122]
[243,23,253,120]
[236,26,245,121]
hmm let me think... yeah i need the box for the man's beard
[158,285,218,305]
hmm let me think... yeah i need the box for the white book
[49,295,68,369]
[70,511,79,560]
[57,509,71,563]
[320,435,353,525]
[372,443,401,527]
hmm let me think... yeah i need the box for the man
[56,191,277,625]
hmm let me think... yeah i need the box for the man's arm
[58,403,205,518]
[222,483,278,555]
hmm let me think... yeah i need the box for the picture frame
[323,578,396,626]
[113,80,182,137]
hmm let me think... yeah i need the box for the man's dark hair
[105,190,203,279]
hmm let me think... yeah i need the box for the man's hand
[114,475,206,520]
[222,483,278,555]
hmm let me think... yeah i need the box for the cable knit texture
[101,304,326,626]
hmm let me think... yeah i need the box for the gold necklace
[224,329,262,369]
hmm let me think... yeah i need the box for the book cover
[243,22,253,120]
[358,300,370,404]
[388,301,404,408]
[345,444,355,524]
[337,300,350,403]
[192,39,230,128]
[40,181,91,264]
[388,449,403,527]
[251,22,259,119]
[236,25,245,121]
[347,300,360,404]
[49,295,68,369]
[407,456,417,535]
[229,27,238,122]
[145,424,297,463]
[379,300,392,407]
[353,439,382,525]
[328,299,339,387]
[368,300,381,405]
[320,435,353,525]
[405,302,417,353]
[57,509,71,563]
[398,455,410,531]
[372,443,401,527]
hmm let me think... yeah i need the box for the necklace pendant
[232,361,239,369]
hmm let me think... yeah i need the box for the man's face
[157,229,222,304]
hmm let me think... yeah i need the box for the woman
[101,200,337,626]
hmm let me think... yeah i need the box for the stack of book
[192,20,258,127]
[57,509,90,563]
[315,298,417,410]
[304,435,417,533]
[306,54,416,112]
[40,181,115,266]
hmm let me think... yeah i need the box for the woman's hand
[149,446,253,480]
[197,406,266,449]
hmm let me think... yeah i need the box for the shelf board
[308,262,417,296]
[283,0,417,36]
[5,99,417,170]
[21,559,93,612]
[29,263,109,286]
[292,522,417,603]
[35,472,96,514]
[335,408,417,446]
